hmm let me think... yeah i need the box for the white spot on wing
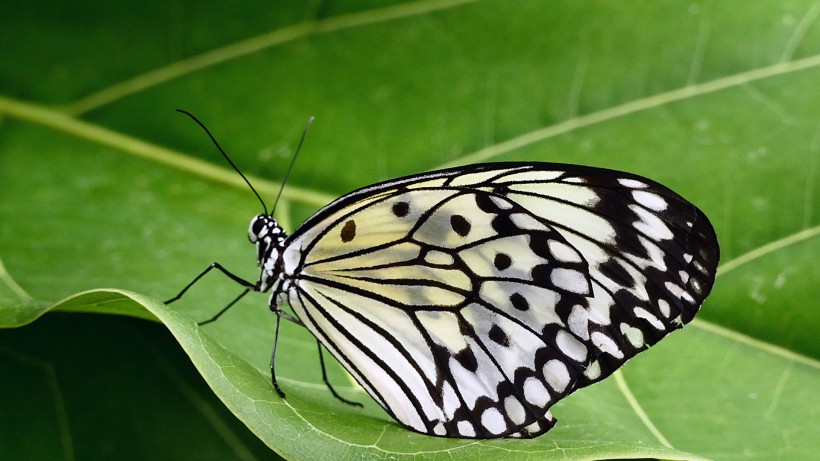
[548,240,584,263]
[551,268,588,294]
[657,299,671,318]
[584,360,601,380]
[481,407,507,435]
[543,360,571,393]
[510,213,549,231]
[523,377,550,407]
[632,190,668,211]
[490,196,514,209]
[619,322,645,348]
[443,171,497,187]
[619,178,648,188]
[500,170,564,183]
[555,330,588,362]
[693,260,705,273]
[442,381,460,419]
[433,422,446,436]
[691,278,702,294]
[630,205,674,240]
[504,396,527,425]
[591,331,624,358]
[665,281,684,298]
[568,305,589,340]
[511,182,601,208]
[457,420,476,437]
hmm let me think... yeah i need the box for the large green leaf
[2,1,818,459]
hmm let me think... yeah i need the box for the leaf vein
[435,53,820,169]
[65,0,480,114]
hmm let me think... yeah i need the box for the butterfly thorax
[248,214,288,295]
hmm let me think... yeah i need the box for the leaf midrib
[64,0,481,115]
[3,52,820,211]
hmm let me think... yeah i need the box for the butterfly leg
[317,341,363,407]
[165,262,256,304]
[270,311,286,398]
[275,308,304,326]
[165,262,257,324]
[197,288,250,326]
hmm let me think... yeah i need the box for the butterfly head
[248,214,288,292]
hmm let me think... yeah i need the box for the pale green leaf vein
[436,53,820,169]
[686,0,712,85]
[613,371,673,449]
[691,319,820,369]
[0,95,335,208]
[716,225,820,277]
[0,257,33,301]
[685,225,820,368]
[763,361,794,418]
[66,0,479,115]
[780,1,820,63]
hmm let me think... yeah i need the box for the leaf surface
[2,1,819,459]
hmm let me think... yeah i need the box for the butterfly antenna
[270,116,314,216]
[176,109,269,215]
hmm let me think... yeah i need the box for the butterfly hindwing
[277,163,718,438]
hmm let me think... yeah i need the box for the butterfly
[168,112,719,439]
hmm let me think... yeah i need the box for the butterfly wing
[279,163,718,438]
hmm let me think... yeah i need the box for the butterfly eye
[248,215,268,243]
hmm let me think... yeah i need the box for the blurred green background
[1,1,818,460]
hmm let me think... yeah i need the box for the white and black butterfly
[168,112,719,439]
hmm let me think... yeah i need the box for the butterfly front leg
[165,262,258,325]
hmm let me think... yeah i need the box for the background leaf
[1,1,818,460]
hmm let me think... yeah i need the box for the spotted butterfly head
[248,214,288,292]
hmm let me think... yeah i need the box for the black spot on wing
[510,293,529,311]
[494,252,512,271]
[454,347,478,372]
[451,214,471,236]
[340,219,356,242]
[488,324,510,347]
[392,201,410,217]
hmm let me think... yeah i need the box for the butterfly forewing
[276,162,718,438]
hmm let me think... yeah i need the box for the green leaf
[0,312,279,461]
[2,1,819,460]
